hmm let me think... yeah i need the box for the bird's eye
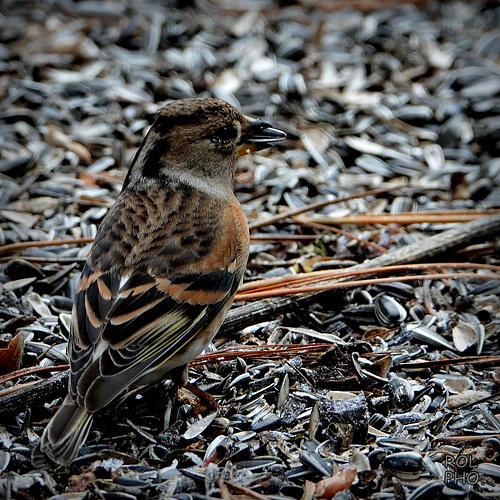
[211,124,238,144]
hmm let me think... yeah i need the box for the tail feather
[39,396,93,467]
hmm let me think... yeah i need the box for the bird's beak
[238,117,286,157]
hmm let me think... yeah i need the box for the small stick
[235,272,500,301]
[398,355,500,370]
[0,371,69,416]
[238,262,500,293]
[0,237,94,257]
[0,364,69,385]
[222,212,500,335]
[247,184,404,230]
[295,210,500,226]
[223,481,273,500]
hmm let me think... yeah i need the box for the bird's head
[124,97,286,193]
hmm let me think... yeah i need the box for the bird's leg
[169,364,189,388]
[184,383,218,409]
[169,364,218,409]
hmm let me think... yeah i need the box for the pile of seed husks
[1,1,500,499]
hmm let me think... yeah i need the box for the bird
[35,97,286,466]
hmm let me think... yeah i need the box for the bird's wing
[68,188,248,413]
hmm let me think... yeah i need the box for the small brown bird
[37,97,285,466]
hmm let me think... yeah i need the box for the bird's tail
[37,396,93,467]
